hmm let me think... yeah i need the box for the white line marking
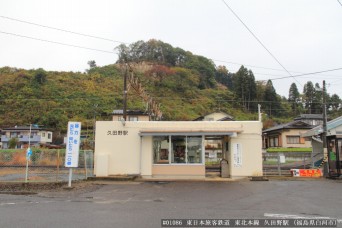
[0,203,16,206]
[264,213,342,223]
[0,200,56,206]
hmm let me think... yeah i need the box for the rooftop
[112,109,149,116]
[263,120,313,133]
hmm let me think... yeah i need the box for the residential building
[1,126,53,149]
[112,110,150,121]
[262,120,313,149]
[294,114,323,126]
[193,112,234,121]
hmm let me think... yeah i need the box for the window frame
[286,135,301,144]
[153,135,204,165]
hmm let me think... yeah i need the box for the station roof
[139,128,242,136]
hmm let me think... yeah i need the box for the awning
[139,128,242,137]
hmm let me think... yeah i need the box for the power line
[221,0,302,86]
[270,67,342,80]
[1,14,292,74]
[1,14,334,80]
[0,15,129,45]
[214,59,342,79]
[211,59,292,72]
[338,0,342,7]
[0,31,116,54]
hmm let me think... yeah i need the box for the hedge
[266,147,312,153]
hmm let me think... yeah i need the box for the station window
[153,136,169,164]
[153,135,202,164]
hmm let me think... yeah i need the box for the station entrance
[204,136,230,177]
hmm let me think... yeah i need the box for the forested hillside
[0,39,341,135]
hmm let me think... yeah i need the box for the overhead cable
[221,0,302,86]
[0,15,129,45]
[0,31,115,54]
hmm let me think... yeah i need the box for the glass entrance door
[336,140,342,176]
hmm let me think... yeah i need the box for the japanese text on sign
[107,130,128,136]
[65,122,81,168]
[291,169,322,177]
[233,143,242,167]
[161,219,337,227]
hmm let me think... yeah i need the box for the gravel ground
[0,180,97,194]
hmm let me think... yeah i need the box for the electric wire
[221,0,302,86]
[0,31,115,54]
[2,29,339,82]
[338,0,342,7]
[1,15,280,72]
[0,14,291,73]
[0,15,129,45]
[0,14,340,80]
[270,67,342,80]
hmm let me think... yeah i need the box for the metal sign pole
[25,157,29,183]
[68,168,73,187]
[65,122,82,188]
[25,124,32,183]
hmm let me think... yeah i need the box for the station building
[94,120,263,179]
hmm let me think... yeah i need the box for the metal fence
[263,152,314,176]
[0,149,94,182]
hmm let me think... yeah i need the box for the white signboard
[209,151,217,158]
[65,122,81,167]
[279,154,286,164]
[233,143,242,167]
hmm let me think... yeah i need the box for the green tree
[329,94,341,111]
[215,65,233,89]
[34,68,47,84]
[115,39,217,89]
[87,60,97,69]
[303,81,315,114]
[312,83,322,114]
[288,83,301,115]
[264,80,281,117]
[8,137,18,149]
[232,66,257,111]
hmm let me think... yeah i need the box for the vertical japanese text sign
[65,122,82,168]
[233,143,242,167]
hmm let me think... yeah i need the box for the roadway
[0,179,341,228]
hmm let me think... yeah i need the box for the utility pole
[322,80,329,177]
[258,104,262,122]
[93,104,98,144]
[123,64,128,121]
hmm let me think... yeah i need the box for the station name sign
[107,130,128,136]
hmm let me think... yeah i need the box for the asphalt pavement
[0,179,341,228]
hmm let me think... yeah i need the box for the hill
[0,39,340,136]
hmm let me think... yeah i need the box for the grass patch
[267,147,312,153]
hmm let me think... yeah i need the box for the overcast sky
[1,0,341,98]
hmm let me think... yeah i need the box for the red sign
[298,169,322,177]
[291,169,322,177]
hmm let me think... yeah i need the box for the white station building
[94,120,263,179]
